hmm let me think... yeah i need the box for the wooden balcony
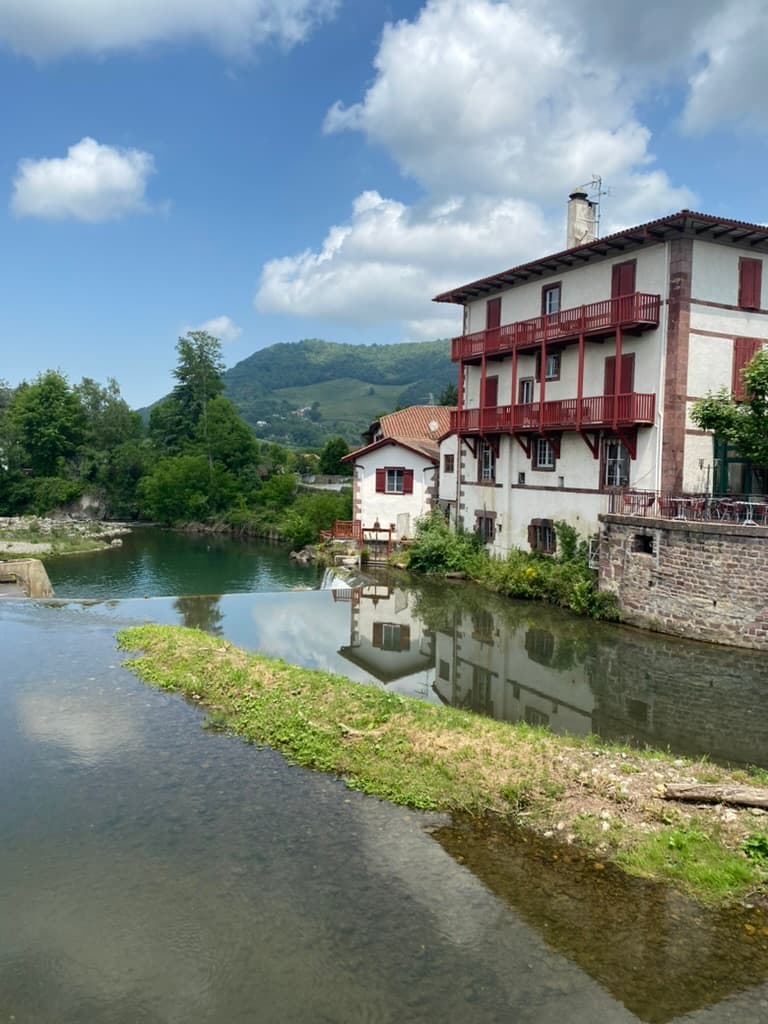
[451,292,661,363]
[451,393,656,434]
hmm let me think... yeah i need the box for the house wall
[354,444,437,539]
[599,515,768,650]
[464,244,669,334]
[684,240,768,491]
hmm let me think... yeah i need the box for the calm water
[4,599,768,1023]
[42,529,768,767]
[44,527,320,599]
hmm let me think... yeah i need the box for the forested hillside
[223,338,455,445]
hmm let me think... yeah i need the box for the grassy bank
[0,517,132,557]
[118,624,768,907]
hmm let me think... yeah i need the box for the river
[3,529,768,1022]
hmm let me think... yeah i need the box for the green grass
[0,526,108,556]
[273,378,406,424]
[117,624,768,906]
[618,827,759,902]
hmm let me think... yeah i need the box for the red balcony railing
[450,393,655,434]
[451,292,660,362]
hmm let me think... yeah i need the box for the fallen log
[663,784,768,810]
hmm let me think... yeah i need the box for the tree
[172,331,225,437]
[691,349,768,469]
[439,382,458,406]
[5,370,85,477]
[76,377,142,454]
[319,436,352,475]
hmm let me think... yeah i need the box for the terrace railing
[608,490,768,525]
[452,292,660,362]
[451,393,655,433]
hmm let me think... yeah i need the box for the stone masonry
[599,514,768,651]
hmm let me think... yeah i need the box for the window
[535,351,561,381]
[732,337,763,401]
[542,283,561,315]
[387,469,403,493]
[439,659,450,681]
[525,628,555,666]
[519,377,534,404]
[443,453,455,473]
[375,467,414,493]
[476,514,495,543]
[478,441,496,482]
[739,258,762,311]
[372,622,411,651]
[486,296,502,329]
[603,439,630,488]
[528,518,556,554]
[533,438,556,471]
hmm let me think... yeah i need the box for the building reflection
[338,577,768,767]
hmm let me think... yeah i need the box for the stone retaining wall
[598,514,768,650]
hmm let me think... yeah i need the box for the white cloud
[323,0,686,205]
[256,190,556,337]
[681,1,768,134]
[0,0,339,60]
[259,0,695,337]
[190,315,243,344]
[12,137,156,222]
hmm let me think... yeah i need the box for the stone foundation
[599,514,768,651]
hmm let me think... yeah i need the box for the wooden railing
[451,393,656,433]
[320,520,362,542]
[451,292,660,362]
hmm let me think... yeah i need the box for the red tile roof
[433,209,768,305]
[343,405,453,464]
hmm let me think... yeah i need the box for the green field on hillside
[273,378,407,424]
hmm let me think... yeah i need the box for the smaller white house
[342,406,452,541]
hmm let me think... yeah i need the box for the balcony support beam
[579,430,601,459]
[613,325,623,430]
[514,434,531,458]
[576,332,585,430]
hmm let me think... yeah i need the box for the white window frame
[534,438,556,470]
[545,352,560,380]
[604,440,630,488]
[480,442,495,482]
[543,285,561,315]
[386,468,404,493]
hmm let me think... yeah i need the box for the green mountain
[223,338,455,446]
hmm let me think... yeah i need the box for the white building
[435,199,768,556]
[343,406,452,541]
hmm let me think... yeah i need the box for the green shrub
[407,515,618,621]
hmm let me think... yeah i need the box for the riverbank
[0,516,132,557]
[119,623,768,908]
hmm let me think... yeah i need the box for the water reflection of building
[337,578,768,766]
[338,585,435,698]
[434,608,596,736]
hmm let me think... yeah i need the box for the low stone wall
[598,514,768,651]
[0,559,55,598]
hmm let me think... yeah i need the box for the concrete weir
[0,559,55,599]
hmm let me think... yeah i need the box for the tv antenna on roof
[575,175,611,238]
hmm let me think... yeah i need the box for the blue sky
[1,0,767,408]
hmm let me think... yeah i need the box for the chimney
[567,189,597,248]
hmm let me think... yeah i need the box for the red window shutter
[399,625,411,651]
[732,338,763,400]
[604,354,634,394]
[482,375,498,407]
[375,468,386,492]
[403,469,414,494]
[535,351,541,381]
[527,523,538,549]
[739,259,762,310]
[611,260,636,298]
[372,622,383,648]
[486,297,501,329]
